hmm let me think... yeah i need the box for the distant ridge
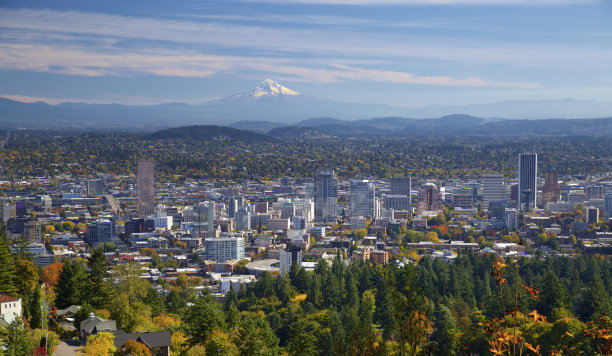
[231,116,612,137]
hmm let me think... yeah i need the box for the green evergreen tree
[54,260,87,309]
[0,318,33,355]
[287,317,318,356]
[0,231,18,297]
[184,291,226,346]
[86,248,114,308]
[29,284,44,329]
[142,286,164,318]
[224,284,238,312]
[164,290,186,314]
[537,272,570,318]
[433,304,458,355]
[237,316,279,356]
[575,277,612,321]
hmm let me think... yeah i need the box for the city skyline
[1,0,612,108]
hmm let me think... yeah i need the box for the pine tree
[433,304,458,356]
[0,230,18,297]
[86,248,114,308]
[1,318,34,355]
[54,260,87,309]
[29,284,44,329]
[287,317,318,356]
[237,316,279,356]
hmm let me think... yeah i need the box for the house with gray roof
[80,314,117,341]
[112,330,171,356]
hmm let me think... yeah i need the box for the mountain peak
[248,79,299,97]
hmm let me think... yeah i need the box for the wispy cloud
[0,42,541,88]
[3,7,610,89]
[3,8,611,68]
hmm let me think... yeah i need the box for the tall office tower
[87,179,105,196]
[235,205,251,231]
[585,206,600,225]
[137,160,155,217]
[85,219,114,246]
[504,208,519,231]
[227,197,244,219]
[488,200,508,220]
[452,187,474,209]
[482,174,506,211]
[390,177,411,196]
[350,180,376,218]
[383,195,411,211]
[605,191,612,219]
[281,202,296,219]
[279,247,302,275]
[2,203,15,222]
[314,169,338,223]
[585,184,604,200]
[542,166,561,204]
[25,221,42,243]
[194,201,215,238]
[518,153,537,211]
[417,182,442,212]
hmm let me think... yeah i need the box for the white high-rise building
[235,206,251,231]
[505,208,519,231]
[350,180,376,218]
[194,202,215,238]
[314,169,338,223]
[204,237,245,262]
[482,174,506,211]
[279,248,302,275]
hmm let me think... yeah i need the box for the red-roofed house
[0,294,22,324]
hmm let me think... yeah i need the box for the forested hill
[231,116,612,137]
[146,125,273,142]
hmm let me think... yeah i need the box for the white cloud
[0,42,540,88]
[3,7,612,68]
[2,7,610,90]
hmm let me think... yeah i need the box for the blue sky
[1,0,611,106]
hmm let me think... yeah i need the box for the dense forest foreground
[1,236,610,355]
[1,130,611,181]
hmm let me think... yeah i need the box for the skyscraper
[350,180,376,218]
[518,153,537,211]
[137,160,155,217]
[194,201,215,238]
[390,177,411,196]
[542,166,561,204]
[604,191,612,220]
[314,169,338,223]
[417,182,442,212]
[87,179,105,196]
[482,174,506,211]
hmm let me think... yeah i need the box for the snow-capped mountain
[218,79,303,103]
[201,79,402,121]
[244,79,299,97]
